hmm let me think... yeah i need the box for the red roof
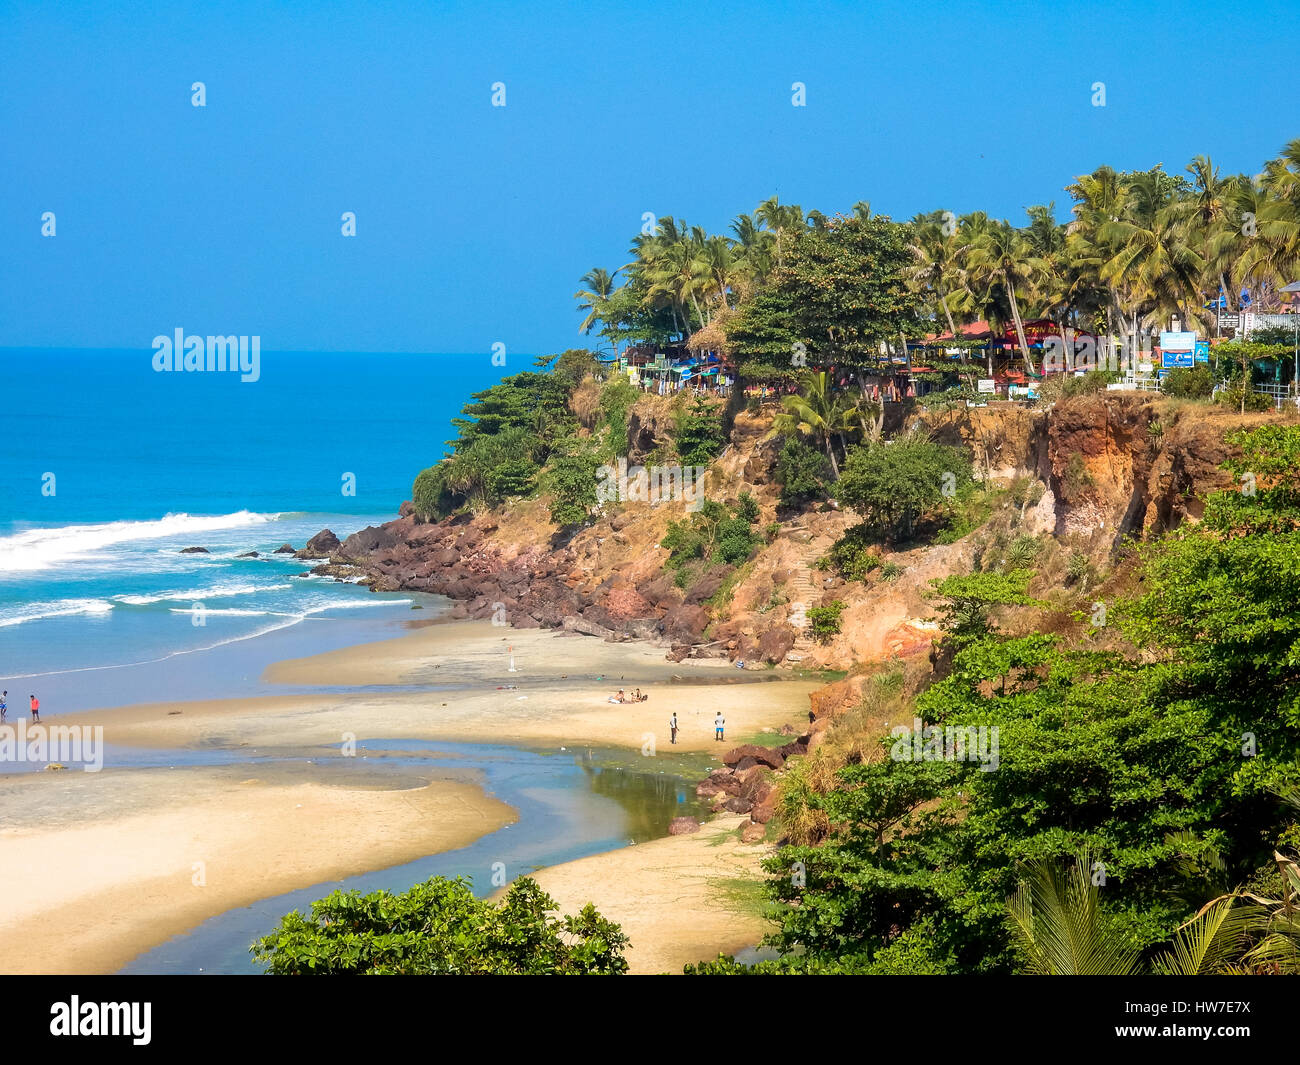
[925,321,993,343]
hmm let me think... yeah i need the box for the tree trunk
[940,294,964,362]
[1006,278,1036,375]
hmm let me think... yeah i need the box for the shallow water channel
[118,738,707,974]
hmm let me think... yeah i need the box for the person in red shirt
[29,694,40,723]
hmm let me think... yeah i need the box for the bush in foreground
[251,876,628,975]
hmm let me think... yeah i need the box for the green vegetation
[834,437,974,542]
[661,495,764,579]
[698,424,1300,976]
[675,395,727,466]
[816,523,881,581]
[252,876,627,975]
[1161,363,1214,399]
[807,600,847,641]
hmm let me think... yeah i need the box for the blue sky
[2,0,1297,354]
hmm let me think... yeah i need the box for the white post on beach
[508,645,517,673]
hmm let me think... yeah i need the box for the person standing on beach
[29,694,40,723]
[669,712,678,745]
[0,691,7,723]
[714,712,725,742]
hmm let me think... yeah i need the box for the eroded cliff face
[1042,394,1277,544]
[329,394,1272,673]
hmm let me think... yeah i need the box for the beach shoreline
[1,620,813,974]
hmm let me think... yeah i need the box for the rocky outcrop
[722,744,785,771]
[297,529,341,559]
[180,546,209,554]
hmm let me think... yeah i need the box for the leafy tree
[675,396,726,465]
[929,569,1042,648]
[252,876,628,975]
[542,437,601,528]
[450,372,573,455]
[775,437,831,507]
[836,438,974,541]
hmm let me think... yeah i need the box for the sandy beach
[0,762,513,974]
[523,814,773,974]
[1,621,813,974]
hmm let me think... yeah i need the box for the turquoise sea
[0,347,511,711]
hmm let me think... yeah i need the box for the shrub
[598,377,640,458]
[736,491,760,524]
[542,441,600,528]
[675,396,726,466]
[1161,364,1214,399]
[836,438,974,542]
[775,437,831,507]
[412,464,455,521]
[252,875,628,975]
[808,600,847,641]
[822,522,882,581]
[1216,382,1274,413]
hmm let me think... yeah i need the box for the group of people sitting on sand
[608,688,648,704]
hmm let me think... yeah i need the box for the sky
[2,0,1298,354]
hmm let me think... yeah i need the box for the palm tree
[574,267,617,335]
[966,221,1039,374]
[730,212,775,289]
[1099,193,1205,335]
[1006,854,1141,975]
[771,371,859,477]
[907,212,962,343]
[755,196,805,272]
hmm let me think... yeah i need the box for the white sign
[977,379,996,393]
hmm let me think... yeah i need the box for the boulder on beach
[722,744,785,771]
[668,816,701,835]
[179,546,209,554]
[740,821,767,843]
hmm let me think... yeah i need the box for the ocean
[0,347,511,712]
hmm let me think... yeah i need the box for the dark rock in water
[179,546,209,554]
[297,529,341,559]
[310,563,364,580]
[274,544,296,554]
[668,816,701,835]
[236,551,259,558]
[339,524,404,557]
